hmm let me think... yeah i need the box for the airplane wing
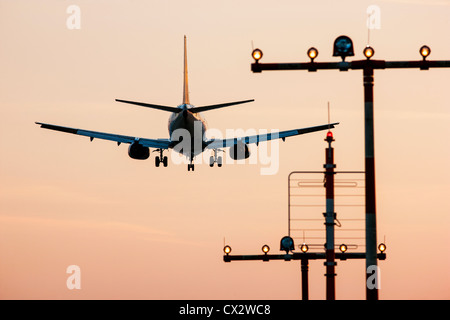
[35,122,171,149]
[204,123,339,149]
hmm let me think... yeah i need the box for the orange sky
[0,0,449,299]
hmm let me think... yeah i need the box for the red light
[327,131,333,138]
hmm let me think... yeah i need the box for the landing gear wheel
[210,149,224,168]
[154,149,168,168]
[188,164,195,171]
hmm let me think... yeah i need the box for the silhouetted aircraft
[36,36,338,171]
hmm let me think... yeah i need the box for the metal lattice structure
[288,171,366,253]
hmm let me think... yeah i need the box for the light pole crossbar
[223,252,386,262]
[251,59,450,72]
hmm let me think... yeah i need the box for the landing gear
[154,149,168,167]
[187,154,195,171]
[209,149,223,168]
[155,156,168,167]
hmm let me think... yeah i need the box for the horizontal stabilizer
[189,99,254,113]
[115,99,182,113]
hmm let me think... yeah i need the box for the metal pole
[324,132,336,300]
[301,258,309,300]
[288,172,292,237]
[363,66,378,300]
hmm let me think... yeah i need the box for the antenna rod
[328,102,331,131]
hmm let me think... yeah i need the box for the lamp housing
[363,46,375,59]
[333,36,355,61]
[307,47,318,62]
[223,245,232,255]
[280,236,295,253]
[252,48,263,62]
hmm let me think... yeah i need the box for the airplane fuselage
[168,104,208,158]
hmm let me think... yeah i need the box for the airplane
[36,36,338,171]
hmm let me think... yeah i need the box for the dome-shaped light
[378,243,386,253]
[333,35,355,61]
[252,48,263,62]
[280,236,295,253]
[420,45,431,59]
[223,245,232,255]
[300,243,309,253]
[363,46,375,59]
[325,131,334,143]
[307,47,318,62]
[339,244,348,253]
[262,244,270,254]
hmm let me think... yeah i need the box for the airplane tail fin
[182,36,254,113]
[183,35,190,105]
[116,36,254,114]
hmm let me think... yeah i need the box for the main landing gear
[186,149,224,171]
[154,149,168,167]
[209,149,223,168]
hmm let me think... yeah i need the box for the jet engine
[229,142,250,160]
[128,142,150,160]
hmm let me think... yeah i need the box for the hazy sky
[0,0,449,299]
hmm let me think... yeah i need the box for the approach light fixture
[300,243,309,253]
[280,236,295,253]
[378,243,386,253]
[326,131,334,141]
[307,47,318,62]
[252,48,263,62]
[363,46,375,59]
[223,245,232,255]
[420,45,431,60]
[333,35,355,61]
[262,245,270,254]
[339,244,348,253]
